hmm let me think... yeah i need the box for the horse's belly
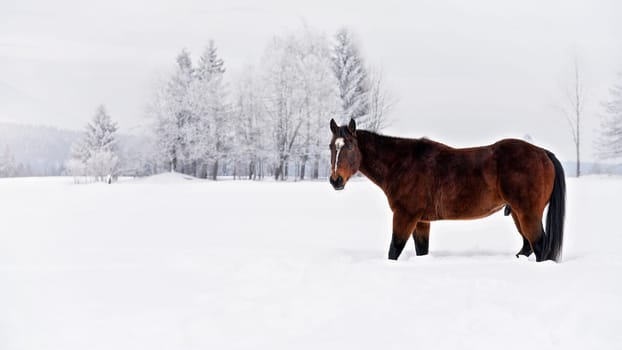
[446,203,505,220]
[423,187,505,221]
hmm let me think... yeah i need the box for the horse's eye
[346,144,354,150]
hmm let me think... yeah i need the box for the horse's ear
[348,118,356,135]
[330,118,338,134]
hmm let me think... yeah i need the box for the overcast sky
[1,0,620,161]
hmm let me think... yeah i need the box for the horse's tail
[544,151,566,262]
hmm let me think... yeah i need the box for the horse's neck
[357,131,397,189]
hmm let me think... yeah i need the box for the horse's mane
[357,129,449,150]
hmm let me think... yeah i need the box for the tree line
[63,27,392,181]
[147,28,391,180]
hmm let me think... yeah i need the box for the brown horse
[329,119,566,262]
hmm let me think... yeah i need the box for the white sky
[1,0,621,161]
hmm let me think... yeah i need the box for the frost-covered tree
[332,28,369,126]
[153,49,195,173]
[197,40,225,82]
[231,64,269,179]
[84,105,118,154]
[143,30,387,180]
[66,105,119,182]
[65,139,89,181]
[596,72,622,160]
[294,29,341,179]
[192,40,229,180]
[261,31,341,180]
[262,36,303,180]
[149,44,229,179]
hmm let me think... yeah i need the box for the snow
[1,175,621,349]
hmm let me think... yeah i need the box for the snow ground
[1,174,621,349]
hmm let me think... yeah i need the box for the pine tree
[332,28,369,126]
[196,40,225,82]
[192,40,228,179]
[85,105,118,154]
[66,105,119,182]
[596,72,622,160]
[155,48,195,173]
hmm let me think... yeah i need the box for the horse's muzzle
[330,175,345,190]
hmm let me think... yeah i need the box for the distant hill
[0,122,153,176]
[0,122,80,176]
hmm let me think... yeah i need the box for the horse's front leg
[388,212,418,260]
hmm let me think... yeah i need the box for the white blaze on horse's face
[334,137,345,173]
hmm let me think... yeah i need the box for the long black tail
[544,151,566,262]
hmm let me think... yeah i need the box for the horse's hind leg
[517,237,532,258]
[517,213,546,262]
[412,222,430,256]
[511,212,532,257]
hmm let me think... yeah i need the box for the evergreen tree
[196,40,225,82]
[192,40,228,179]
[155,48,195,173]
[332,28,369,125]
[85,105,118,154]
[66,105,119,182]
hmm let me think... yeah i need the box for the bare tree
[231,64,269,180]
[366,68,395,132]
[261,32,339,181]
[560,57,585,177]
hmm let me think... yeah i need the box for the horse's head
[329,118,362,191]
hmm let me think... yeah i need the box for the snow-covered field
[1,174,621,349]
